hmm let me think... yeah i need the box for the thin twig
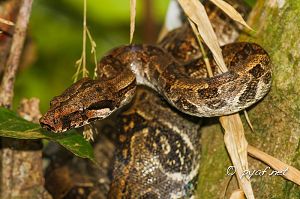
[244,110,254,132]
[86,28,98,78]
[0,0,34,108]
[178,0,228,72]
[82,0,87,77]
[189,19,214,77]
[73,0,89,82]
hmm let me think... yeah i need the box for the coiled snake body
[40,3,272,198]
[110,87,202,198]
[39,35,271,133]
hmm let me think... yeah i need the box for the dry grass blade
[0,17,14,26]
[230,189,246,199]
[74,0,89,82]
[220,114,254,199]
[157,25,168,42]
[189,20,213,77]
[166,1,255,198]
[243,110,254,132]
[86,28,98,78]
[210,0,253,30]
[178,0,227,72]
[130,0,136,44]
[248,145,300,185]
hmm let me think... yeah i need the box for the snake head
[39,77,136,133]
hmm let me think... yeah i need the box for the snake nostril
[40,122,53,132]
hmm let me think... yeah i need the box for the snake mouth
[40,123,54,132]
[39,112,64,133]
[39,108,113,133]
[39,119,58,132]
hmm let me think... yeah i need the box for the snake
[39,1,272,198]
[39,31,271,133]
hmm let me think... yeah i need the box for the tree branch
[0,0,33,108]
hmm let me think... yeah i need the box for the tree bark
[197,1,300,198]
[0,0,20,78]
[0,0,52,198]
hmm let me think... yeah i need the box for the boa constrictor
[40,1,272,198]
[39,33,271,133]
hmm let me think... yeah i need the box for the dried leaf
[210,0,253,30]
[248,145,300,186]
[189,20,214,77]
[179,1,254,197]
[130,0,136,44]
[230,189,246,199]
[178,0,228,72]
[220,114,254,199]
[157,25,168,43]
[244,110,254,132]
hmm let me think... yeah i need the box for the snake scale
[109,87,202,198]
[40,1,272,198]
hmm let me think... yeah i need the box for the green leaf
[0,107,95,162]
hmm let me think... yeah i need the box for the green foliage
[244,0,256,7]
[0,107,95,162]
[14,0,168,113]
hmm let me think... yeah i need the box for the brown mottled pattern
[109,88,201,199]
[238,80,259,103]
[207,99,228,110]
[160,23,201,64]
[40,70,136,132]
[197,87,219,99]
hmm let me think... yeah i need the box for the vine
[73,0,98,82]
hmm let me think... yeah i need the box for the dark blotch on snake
[87,100,115,110]
[207,99,227,110]
[263,72,272,84]
[174,97,198,113]
[138,91,147,101]
[197,87,219,99]
[249,64,264,78]
[238,80,258,103]
[139,192,159,199]
[145,126,193,174]
[61,112,78,130]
